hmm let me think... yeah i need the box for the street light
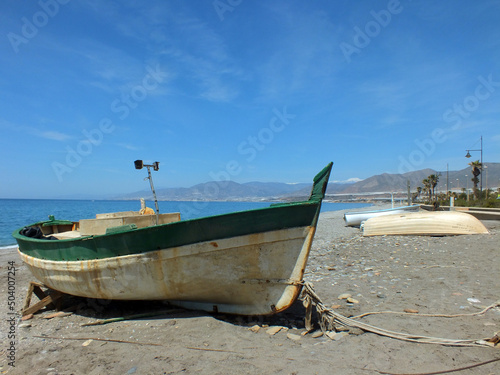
[465,174,469,201]
[465,135,483,193]
[484,165,488,194]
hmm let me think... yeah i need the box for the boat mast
[134,160,160,225]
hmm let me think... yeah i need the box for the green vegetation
[417,168,500,208]
[438,188,500,208]
[468,160,482,190]
[420,174,439,201]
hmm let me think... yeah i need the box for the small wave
[0,245,18,251]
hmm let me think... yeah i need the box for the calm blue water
[0,199,371,248]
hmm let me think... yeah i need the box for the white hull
[362,211,489,236]
[344,205,421,227]
[19,226,315,315]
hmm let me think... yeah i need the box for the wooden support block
[23,281,43,311]
[22,281,64,316]
[33,285,48,302]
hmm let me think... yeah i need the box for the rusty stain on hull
[19,226,314,315]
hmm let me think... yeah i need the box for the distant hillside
[115,163,500,201]
[283,181,358,198]
[336,162,500,194]
[339,169,435,194]
[118,181,312,201]
[437,162,500,191]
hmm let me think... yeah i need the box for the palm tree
[428,174,439,200]
[468,160,482,199]
[422,174,439,201]
[422,178,431,201]
[468,160,482,190]
[412,186,422,203]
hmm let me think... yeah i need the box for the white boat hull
[362,211,489,236]
[344,205,421,227]
[19,226,315,315]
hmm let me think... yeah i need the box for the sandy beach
[1,205,499,375]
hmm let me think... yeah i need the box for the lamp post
[465,174,469,201]
[465,135,483,193]
[484,165,488,197]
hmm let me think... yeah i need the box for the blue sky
[1,0,499,199]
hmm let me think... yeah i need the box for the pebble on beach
[337,293,352,300]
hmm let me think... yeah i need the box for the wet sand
[1,206,499,374]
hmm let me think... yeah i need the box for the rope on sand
[352,300,500,319]
[300,282,499,347]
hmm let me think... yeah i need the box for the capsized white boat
[343,205,421,227]
[362,211,489,236]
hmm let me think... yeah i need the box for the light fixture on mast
[134,160,160,225]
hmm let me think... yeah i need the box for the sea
[0,199,371,248]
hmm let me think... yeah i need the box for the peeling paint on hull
[20,226,315,315]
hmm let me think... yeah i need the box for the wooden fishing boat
[343,205,421,227]
[13,162,333,316]
[362,211,489,236]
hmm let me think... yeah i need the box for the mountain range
[116,162,500,201]
[342,162,500,195]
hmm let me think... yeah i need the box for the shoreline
[0,245,18,251]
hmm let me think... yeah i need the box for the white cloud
[0,120,73,142]
[255,7,344,101]
[116,143,139,151]
[156,18,244,102]
[77,2,243,103]
[39,131,73,142]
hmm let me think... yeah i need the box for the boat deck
[39,211,181,239]
[53,231,83,240]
